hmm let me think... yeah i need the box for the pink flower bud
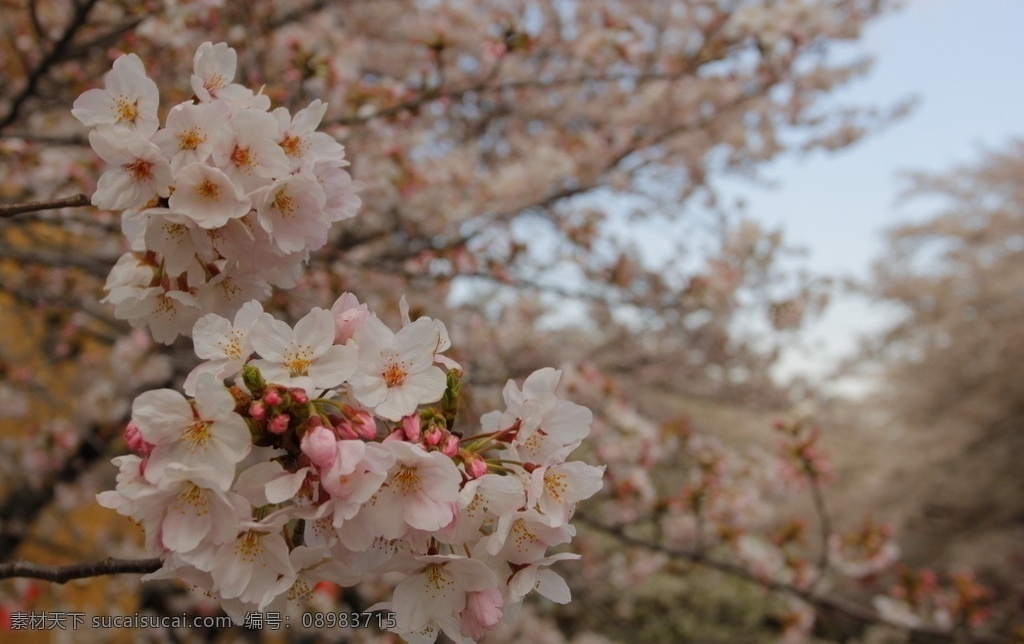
[402,414,421,442]
[423,424,443,446]
[351,409,377,441]
[268,413,290,434]
[124,421,154,456]
[460,587,504,640]
[334,420,359,440]
[300,425,337,469]
[464,453,488,479]
[441,434,459,457]
[290,388,309,405]
[248,400,266,420]
[263,389,282,407]
[331,292,370,344]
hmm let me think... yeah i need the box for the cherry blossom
[190,41,238,103]
[389,554,498,636]
[88,128,171,211]
[349,316,448,421]
[152,102,227,172]
[249,307,357,393]
[131,373,251,490]
[169,162,251,229]
[185,301,263,393]
[72,53,160,137]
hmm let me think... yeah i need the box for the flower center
[280,135,305,157]
[123,159,154,183]
[382,361,407,388]
[204,73,227,93]
[114,96,140,124]
[544,470,568,503]
[217,329,246,359]
[177,127,206,151]
[176,483,208,510]
[392,465,421,494]
[196,179,221,199]
[183,420,211,451]
[230,144,255,170]
[285,347,313,376]
[272,190,296,216]
[424,563,455,594]
[234,530,262,562]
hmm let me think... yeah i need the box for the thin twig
[0,194,91,219]
[806,469,833,583]
[0,557,161,584]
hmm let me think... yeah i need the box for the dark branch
[0,0,101,131]
[578,516,1006,644]
[0,194,91,219]
[0,557,161,584]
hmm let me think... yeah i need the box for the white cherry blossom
[132,373,251,490]
[72,53,159,137]
[88,128,171,211]
[184,300,263,395]
[249,307,357,392]
[169,162,251,228]
[389,554,498,637]
[152,101,227,172]
[349,315,448,421]
[213,109,289,192]
[272,99,347,170]
[254,173,329,253]
[190,41,237,102]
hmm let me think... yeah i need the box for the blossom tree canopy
[0,1,1013,643]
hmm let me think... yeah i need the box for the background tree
[849,141,1024,630]
[866,140,1024,434]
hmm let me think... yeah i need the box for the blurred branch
[0,557,161,583]
[0,0,101,131]
[578,516,1006,644]
[0,194,91,219]
[807,469,833,584]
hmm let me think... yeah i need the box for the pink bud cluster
[73,43,360,344]
[873,566,994,631]
[98,294,605,642]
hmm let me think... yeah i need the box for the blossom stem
[0,557,161,583]
[0,194,90,219]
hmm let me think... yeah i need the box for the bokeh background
[0,0,1021,641]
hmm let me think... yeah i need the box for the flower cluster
[98,294,604,642]
[73,43,360,343]
[873,567,994,631]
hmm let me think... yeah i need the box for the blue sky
[739,0,1024,390]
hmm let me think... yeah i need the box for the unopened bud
[268,413,290,434]
[441,434,459,457]
[402,414,421,442]
[248,400,266,420]
[290,388,309,405]
[423,425,443,446]
[301,425,337,469]
[351,409,377,440]
[335,420,359,440]
[124,421,153,456]
[463,452,488,479]
[263,389,282,407]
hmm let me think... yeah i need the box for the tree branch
[577,516,1006,644]
[0,557,161,584]
[0,194,91,219]
[0,0,101,131]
